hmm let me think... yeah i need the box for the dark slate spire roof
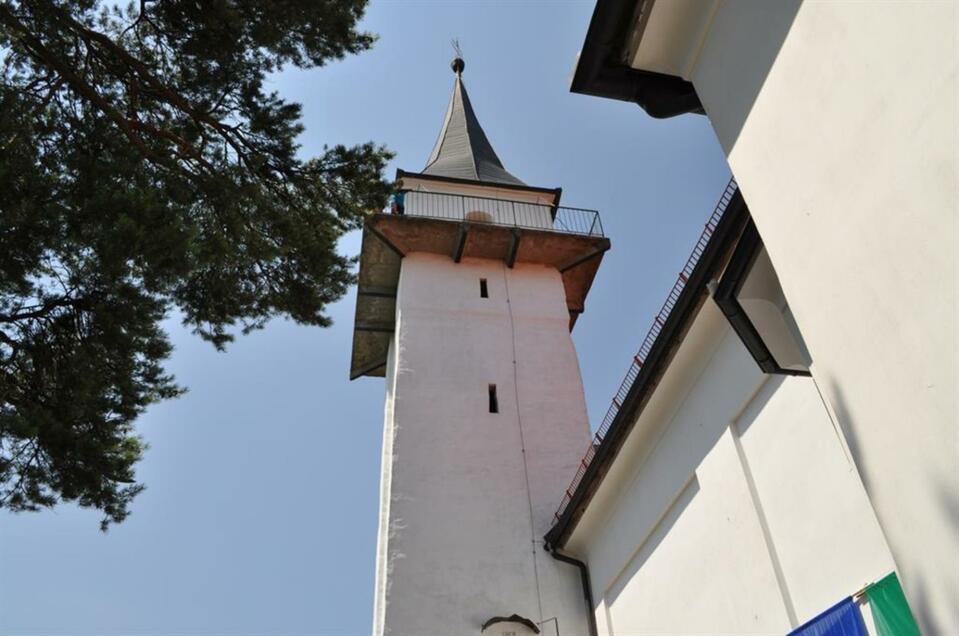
[423,58,525,186]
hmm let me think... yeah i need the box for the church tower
[351,58,609,636]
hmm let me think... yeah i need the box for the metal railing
[387,190,604,237]
[552,178,739,524]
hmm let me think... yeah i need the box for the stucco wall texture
[686,2,958,631]
[572,303,896,634]
[373,253,590,635]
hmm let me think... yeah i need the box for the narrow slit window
[479,278,489,298]
[488,384,498,413]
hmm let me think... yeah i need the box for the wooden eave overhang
[349,214,610,380]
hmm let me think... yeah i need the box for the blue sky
[0,2,730,634]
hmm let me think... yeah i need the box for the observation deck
[349,189,610,379]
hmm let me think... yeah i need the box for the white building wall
[568,303,896,634]
[735,374,895,624]
[373,252,590,635]
[683,2,958,631]
[601,430,792,634]
[372,334,399,636]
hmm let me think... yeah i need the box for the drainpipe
[545,545,599,636]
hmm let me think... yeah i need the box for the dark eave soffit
[570,0,704,118]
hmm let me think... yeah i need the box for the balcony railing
[387,190,604,237]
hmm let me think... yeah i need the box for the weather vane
[451,39,465,75]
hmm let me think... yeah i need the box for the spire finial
[424,42,525,186]
[450,39,465,75]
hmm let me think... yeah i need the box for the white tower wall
[373,252,592,635]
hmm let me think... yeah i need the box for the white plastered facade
[372,248,591,635]
[621,1,958,631]
[567,300,897,634]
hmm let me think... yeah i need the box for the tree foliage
[0,0,392,529]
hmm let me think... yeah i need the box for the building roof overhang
[571,0,704,118]
[544,189,749,549]
[349,213,609,380]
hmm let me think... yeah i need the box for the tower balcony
[350,190,610,379]
[397,190,605,237]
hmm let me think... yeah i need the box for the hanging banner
[864,572,921,636]
[788,597,867,636]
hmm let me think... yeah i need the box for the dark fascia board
[396,169,563,207]
[713,219,812,378]
[349,357,387,381]
[545,190,749,549]
[570,0,704,118]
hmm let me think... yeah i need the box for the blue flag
[788,597,867,636]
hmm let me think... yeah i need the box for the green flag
[865,572,921,636]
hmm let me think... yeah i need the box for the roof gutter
[545,190,749,549]
[570,0,704,118]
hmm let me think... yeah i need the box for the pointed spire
[423,57,526,186]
